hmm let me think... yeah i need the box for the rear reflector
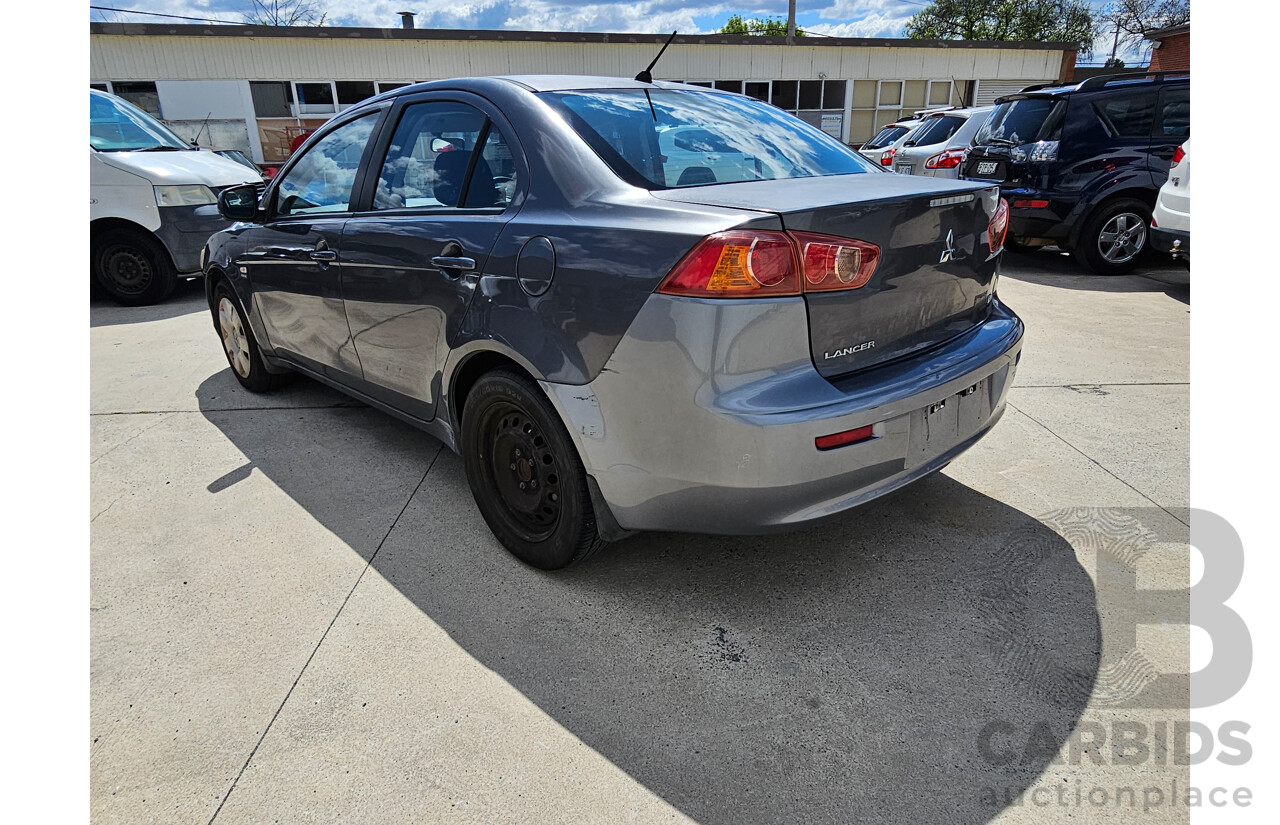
[816,425,875,451]
[1012,199,1049,209]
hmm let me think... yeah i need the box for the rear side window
[1156,87,1190,138]
[543,89,874,189]
[908,116,966,146]
[1093,92,1158,138]
[976,98,1063,146]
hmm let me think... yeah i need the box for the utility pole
[787,0,796,45]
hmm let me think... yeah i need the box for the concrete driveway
[91,251,1191,824]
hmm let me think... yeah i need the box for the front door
[338,96,524,421]
[241,109,383,382]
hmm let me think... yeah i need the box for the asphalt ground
[91,249,1191,824]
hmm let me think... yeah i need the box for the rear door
[337,93,525,422]
[240,108,385,382]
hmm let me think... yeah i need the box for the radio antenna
[635,31,678,84]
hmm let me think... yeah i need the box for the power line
[89,6,240,24]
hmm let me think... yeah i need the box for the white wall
[156,80,247,120]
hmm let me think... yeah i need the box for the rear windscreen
[542,88,876,189]
[864,125,909,149]
[976,98,1064,146]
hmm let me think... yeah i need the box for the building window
[771,80,798,110]
[251,82,294,117]
[295,82,335,115]
[744,81,770,102]
[112,81,160,117]
[876,81,903,108]
[336,81,376,110]
[928,79,953,107]
[91,83,109,92]
[376,81,410,94]
[714,80,743,93]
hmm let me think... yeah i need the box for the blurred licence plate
[896,165,913,175]
[906,379,992,469]
[976,161,999,176]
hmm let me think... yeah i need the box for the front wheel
[213,281,292,392]
[92,228,177,306]
[460,368,607,569]
[1074,198,1152,275]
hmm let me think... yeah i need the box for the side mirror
[217,184,262,222]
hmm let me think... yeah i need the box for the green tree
[719,14,806,37]
[905,0,1097,55]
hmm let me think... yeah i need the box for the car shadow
[90,278,207,327]
[197,372,1100,824]
[1002,248,1190,303]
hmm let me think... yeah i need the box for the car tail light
[1012,198,1049,209]
[880,148,896,166]
[988,198,1010,252]
[657,231,880,298]
[924,149,965,169]
[1171,145,1185,168]
[657,231,800,297]
[792,232,880,292]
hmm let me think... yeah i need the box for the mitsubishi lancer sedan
[205,76,1022,569]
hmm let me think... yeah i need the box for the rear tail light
[880,148,896,166]
[1012,198,1049,209]
[924,149,965,170]
[1171,145,1186,168]
[658,230,880,298]
[988,198,1010,252]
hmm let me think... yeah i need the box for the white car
[1151,139,1189,261]
[857,119,921,168]
[891,106,995,179]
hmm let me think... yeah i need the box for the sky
[87,1,1151,64]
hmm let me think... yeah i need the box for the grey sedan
[205,76,1022,569]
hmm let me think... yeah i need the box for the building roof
[88,22,1076,52]
[1144,22,1190,41]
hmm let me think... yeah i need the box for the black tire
[460,368,607,569]
[91,227,178,306]
[212,281,293,392]
[1074,198,1152,275]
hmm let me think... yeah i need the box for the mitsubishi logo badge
[939,229,956,264]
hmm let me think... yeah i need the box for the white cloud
[808,13,913,39]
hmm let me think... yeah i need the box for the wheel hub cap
[218,297,252,379]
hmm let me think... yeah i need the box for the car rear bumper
[1151,225,1189,256]
[542,293,1023,534]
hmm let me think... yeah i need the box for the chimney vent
[398,11,416,29]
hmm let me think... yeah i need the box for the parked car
[205,76,1022,569]
[90,89,264,305]
[892,107,995,178]
[857,118,921,167]
[960,71,1189,274]
[1151,139,1189,262]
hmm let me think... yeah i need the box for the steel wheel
[101,245,153,296]
[1097,211,1147,265]
[218,297,253,379]
[480,400,563,542]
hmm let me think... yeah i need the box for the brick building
[1146,22,1190,72]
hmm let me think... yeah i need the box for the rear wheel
[1075,198,1151,275]
[461,368,607,569]
[92,227,177,306]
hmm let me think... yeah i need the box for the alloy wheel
[1097,212,1147,264]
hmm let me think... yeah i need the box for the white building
[90,23,1076,165]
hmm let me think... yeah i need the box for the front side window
[543,89,875,189]
[274,113,378,217]
[90,90,188,152]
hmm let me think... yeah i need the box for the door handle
[431,256,476,272]
[309,249,338,261]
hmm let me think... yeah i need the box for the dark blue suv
[961,72,1189,274]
